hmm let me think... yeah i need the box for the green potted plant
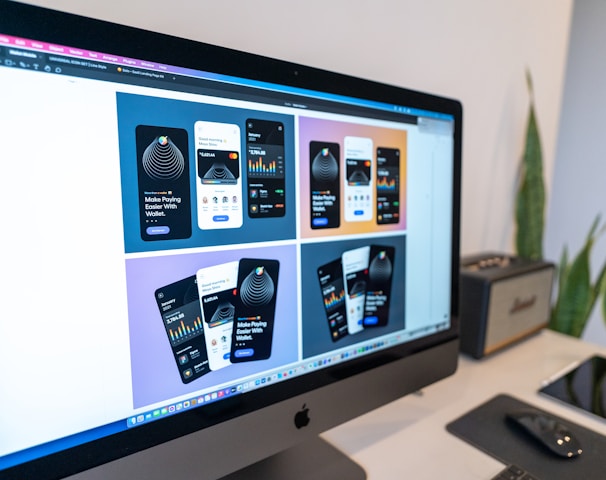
[515,71,606,338]
[549,216,606,337]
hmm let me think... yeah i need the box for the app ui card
[195,121,243,230]
[363,245,395,327]
[317,258,348,342]
[231,258,280,362]
[376,147,400,225]
[342,246,370,335]
[309,141,340,229]
[344,136,373,222]
[155,275,210,384]
[246,119,286,218]
[136,125,192,241]
[197,261,239,371]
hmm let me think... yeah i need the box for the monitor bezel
[0,1,462,478]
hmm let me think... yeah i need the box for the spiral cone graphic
[311,147,339,183]
[369,250,393,284]
[240,266,275,307]
[203,163,236,180]
[350,280,366,296]
[210,302,235,324]
[142,135,185,180]
[348,169,369,184]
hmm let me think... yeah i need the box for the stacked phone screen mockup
[155,259,279,383]
[318,245,395,341]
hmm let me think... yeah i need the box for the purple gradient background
[126,243,298,408]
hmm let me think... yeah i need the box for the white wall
[546,0,606,346]
[21,0,573,257]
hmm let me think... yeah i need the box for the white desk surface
[324,329,606,479]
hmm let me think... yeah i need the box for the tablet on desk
[539,355,606,421]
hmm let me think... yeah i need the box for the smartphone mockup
[376,147,400,225]
[246,119,286,218]
[344,136,373,222]
[231,258,280,362]
[317,258,348,342]
[136,125,191,241]
[195,121,243,230]
[342,246,370,335]
[196,261,239,371]
[309,141,340,229]
[155,275,210,384]
[363,245,395,327]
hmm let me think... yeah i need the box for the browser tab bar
[418,116,454,135]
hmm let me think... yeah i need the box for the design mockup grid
[0,33,454,465]
[117,92,412,411]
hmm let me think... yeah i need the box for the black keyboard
[490,464,540,480]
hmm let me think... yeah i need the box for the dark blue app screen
[376,147,400,225]
[136,125,192,241]
[363,246,395,327]
[155,275,211,383]
[318,258,348,341]
[310,141,340,229]
[246,119,286,218]
[230,258,280,362]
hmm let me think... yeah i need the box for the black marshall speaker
[459,253,555,359]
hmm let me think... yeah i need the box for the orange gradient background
[299,116,407,239]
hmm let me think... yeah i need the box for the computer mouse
[506,410,583,459]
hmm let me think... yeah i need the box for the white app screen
[342,246,370,335]
[344,136,373,222]
[197,261,239,371]
[195,121,243,230]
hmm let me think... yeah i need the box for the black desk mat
[446,394,605,479]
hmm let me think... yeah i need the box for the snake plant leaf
[586,216,606,331]
[594,259,606,330]
[550,246,569,329]
[601,242,606,331]
[551,234,593,337]
[558,246,570,298]
[590,256,606,335]
[586,213,601,240]
[515,72,545,261]
[550,216,606,337]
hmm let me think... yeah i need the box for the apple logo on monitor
[294,404,310,429]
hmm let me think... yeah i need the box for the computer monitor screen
[0,2,461,478]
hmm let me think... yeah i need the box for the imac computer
[0,1,462,478]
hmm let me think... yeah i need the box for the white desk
[325,329,606,479]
